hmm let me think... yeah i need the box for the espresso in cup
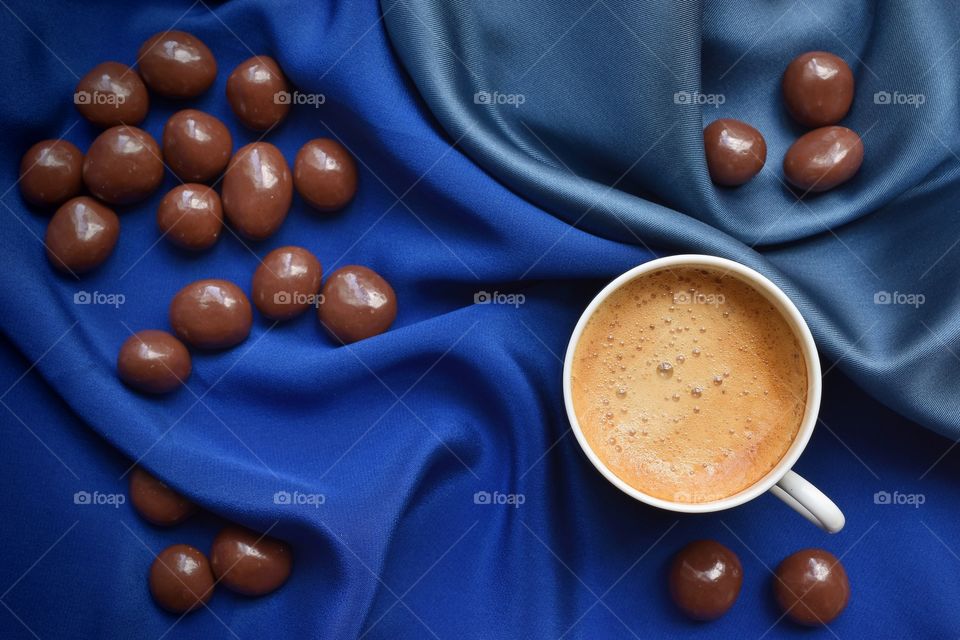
[570,266,807,503]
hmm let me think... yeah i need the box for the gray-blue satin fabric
[382,0,960,437]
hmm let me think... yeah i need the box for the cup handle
[769,470,845,533]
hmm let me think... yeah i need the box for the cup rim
[562,254,822,513]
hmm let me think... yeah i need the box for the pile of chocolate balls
[18,29,405,614]
[131,466,292,614]
[703,51,863,192]
[20,31,398,399]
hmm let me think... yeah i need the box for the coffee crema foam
[571,266,807,503]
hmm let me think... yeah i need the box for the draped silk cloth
[1,1,959,638]
[382,0,960,439]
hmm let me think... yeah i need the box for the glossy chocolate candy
[83,125,164,204]
[138,31,217,99]
[225,56,291,131]
[19,140,84,207]
[221,142,292,240]
[668,540,743,621]
[149,544,215,614]
[129,466,196,526]
[703,119,767,187]
[210,525,293,596]
[774,548,850,626]
[117,330,191,394]
[74,62,149,128]
[45,196,119,273]
[157,184,223,251]
[294,138,358,212]
[318,266,397,344]
[783,126,863,193]
[251,246,322,320]
[162,110,232,183]
[169,279,252,349]
[783,51,854,128]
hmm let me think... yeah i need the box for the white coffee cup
[562,255,845,533]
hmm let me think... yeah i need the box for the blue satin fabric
[1,1,959,638]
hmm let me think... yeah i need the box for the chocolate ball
[251,246,322,320]
[129,466,196,526]
[138,31,217,99]
[783,51,854,128]
[210,525,293,596]
[294,139,358,212]
[74,61,149,128]
[149,544,214,614]
[221,142,292,240]
[783,126,863,193]
[19,140,84,207]
[45,196,119,274]
[157,184,223,251]
[774,548,850,626]
[703,119,767,187]
[225,56,291,131]
[117,330,191,394]
[83,125,164,205]
[169,279,252,349]
[668,540,743,621]
[162,110,232,183]
[318,266,397,344]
